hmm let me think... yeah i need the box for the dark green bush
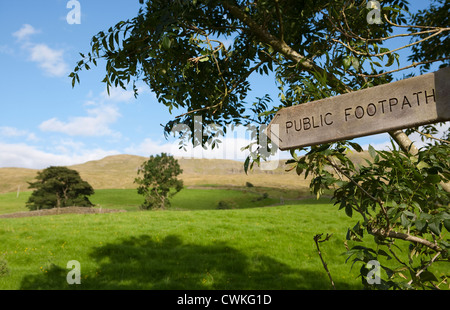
[0,257,10,277]
[217,200,237,210]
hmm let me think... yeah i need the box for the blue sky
[0,0,442,169]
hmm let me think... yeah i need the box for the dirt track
[0,207,126,219]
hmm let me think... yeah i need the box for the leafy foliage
[26,166,94,210]
[134,153,183,210]
[408,0,450,73]
[70,0,412,146]
[286,139,450,289]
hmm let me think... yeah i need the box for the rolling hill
[0,155,301,194]
[0,151,371,194]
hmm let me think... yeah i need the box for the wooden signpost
[266,67,450,150]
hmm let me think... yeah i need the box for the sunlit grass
[0,188,280,214]
[0,198,366,290]
[1,189,446,290]
[0,192,31,215]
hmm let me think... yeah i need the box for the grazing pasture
[0,187,366,290]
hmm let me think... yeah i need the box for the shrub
[217,200,237,210]
[253,192,269,202]
[0,257,10,277]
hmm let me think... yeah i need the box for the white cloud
[39,105,121,137]
[12,24,69,77]
[51,138,86,154]
[28,43,69,77]
[124,138,175,157]
[0,126,39,142]
[126,125,286,163]
[102,87,136,103]
[0,126,27,137]
[12,24,40,41]
[0,142,119,169]
[0,44,14,55]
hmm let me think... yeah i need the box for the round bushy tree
[135,153,183,210]
[26,166,94,210]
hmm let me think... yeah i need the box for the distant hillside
[0,168,39,194]
[0,151,371,194]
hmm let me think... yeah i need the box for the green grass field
[0,188,281,214]
[90,188,281,211]
[0,198,363,290]
[0,188,447,290]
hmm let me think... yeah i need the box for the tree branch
[412,128,450,145]
[274,0,285,43]
[220,0,352,94]
[331,28,447,58]
[370,227,442,252]
[354,57,450,78]
[408,252,441,286]
[313,233,336,290]
[325,156,388,225]
[175,59,266,119]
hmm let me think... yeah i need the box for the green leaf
[102,36,108,51]
[416,161,430,170]
[419,270,438,282]
[244,156,250,175]
[115,32,119,45]
[444,219,450,232]
[415,219,427,232]
[345,204,353,217]
[428,219,441,235]
[109,33,114,50]
[162,36,172,49]
[401,213,410,228]
[403,210,415,217]
[343,57,351,71]
[349,142,363,152]
[368,145,377,159]
[386,53,395,67]
[295,163,304,175]
[419,213,432,220]
[425,174,440,184]
[350,57,359,71]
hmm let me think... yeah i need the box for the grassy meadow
[0,189,365,290]
[0,187,283,214]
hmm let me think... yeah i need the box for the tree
[27,166,94,211]
[134,153,183,210]
[408,0,449,73]
[72,0,449,289]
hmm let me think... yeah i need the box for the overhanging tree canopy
[71,0,448,152]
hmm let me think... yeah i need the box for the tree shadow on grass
[20,234,359,290]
